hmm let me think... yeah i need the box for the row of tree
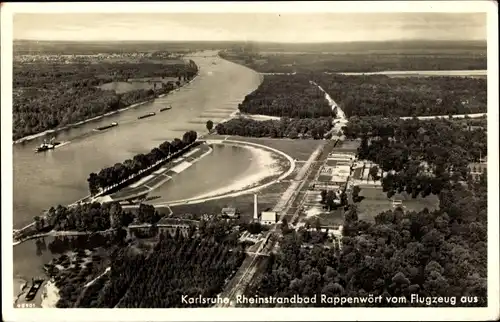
[251,171,487,307]
[215,117,333,139]
[237,75,334,118]
[87,130,198,195]
[312,74,487,117]
[13,60,198,140]
[34,201,161,233]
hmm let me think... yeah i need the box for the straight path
[215,142,327,307]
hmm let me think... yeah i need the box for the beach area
[189,144,286,200]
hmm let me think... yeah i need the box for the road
[215,142,327,307]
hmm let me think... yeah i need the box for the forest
[342,117,487,198]
[312,74,487,117]
[87,130,198,195]
[13,60,198,140]
[220,40,487,73]
[215,117,333,139]
[237,75,334,118]
[251,170,487,307]
[34,202,160,233]
[49,218,245,308]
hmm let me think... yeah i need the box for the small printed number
[17,303,37,308]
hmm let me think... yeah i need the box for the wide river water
[12,51,262,282]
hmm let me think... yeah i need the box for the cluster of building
[313,152,356,193]
[468,156,487,181]
[14,52,183,63]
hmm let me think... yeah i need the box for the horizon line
[13,38,487,44]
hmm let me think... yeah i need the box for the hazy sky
[13,13,486,43]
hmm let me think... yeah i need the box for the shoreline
[13,71,200,145]
[187,144,285,201]
[156,139,297,207]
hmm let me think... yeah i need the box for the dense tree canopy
[87,130,198,194]
[312,74,487,117]
[238,75,334,118]
[252,171,487,307]
[315,74,487,117]
[40,201,160,232]
[49,218,245,308]
[13,60,198,140]
[343,117,486,197]
[215,117,333,139]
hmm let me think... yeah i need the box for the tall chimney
[253,193,258,220]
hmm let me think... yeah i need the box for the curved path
[125,139,297,208]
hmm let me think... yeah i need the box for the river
[12,50,262,284]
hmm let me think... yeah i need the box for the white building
[253,193,279,225]
[260,211,279,225]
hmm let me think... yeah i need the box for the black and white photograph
[1,2,498,321]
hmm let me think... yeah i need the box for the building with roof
[260,211,279,225]
[221,207,239,218]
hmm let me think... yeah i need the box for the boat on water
[25,278,44,301]
[159,106,172,112]
[94,122,118,131]
[34,137,61,153]
[138,112,156,119]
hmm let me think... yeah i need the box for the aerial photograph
[3,2,497,321]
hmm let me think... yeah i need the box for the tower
[253,193,259,221]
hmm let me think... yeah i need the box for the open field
[318,209,344,226]
[205,135,326,161]
[169,179,291,223]
[356,186,440,222]
[98,81,155,94]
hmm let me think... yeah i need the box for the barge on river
[138,112,156,119]
[25,278,45,301]
[159,105,172,112]
[94,122,118,131]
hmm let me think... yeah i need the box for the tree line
[220,50,486,74]
[34,202,161,233]
[215,117,333,139]
[87,130,198,195]
[13,60,198,140]
[312,74,487,117]
[251,171,487,307]
[238,75,334,118]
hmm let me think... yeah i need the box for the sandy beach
[191,145,284,200]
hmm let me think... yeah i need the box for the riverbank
[13,70,200,145]
[189,143,285,201]
[13,140,201,241]
[99,143,214,203]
